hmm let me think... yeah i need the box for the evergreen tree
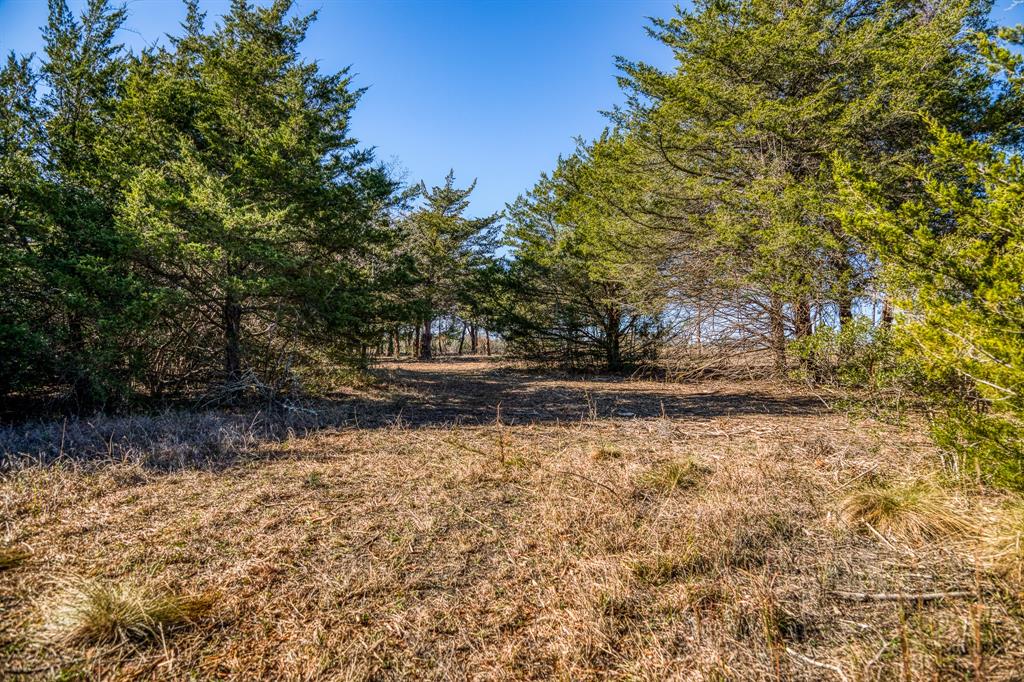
[607,0,998,373]
[108,0,402,392]
[0,0,147,408]
[0,54,48,398]
[836,26,1024,485]
[501,154,667,371]
[403,170,500,359]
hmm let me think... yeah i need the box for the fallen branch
[556,470,624,500]
[785,647,849,682]
[832,590,975,603]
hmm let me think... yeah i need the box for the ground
[1,359,1022,680]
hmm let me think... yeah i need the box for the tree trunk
[769,294,786,378]
[838,298,853,329]
[458,322,467,355]
[881,297,893,329]
[419,318,433,360]
[393,328,401,359]
[836,258,855,331]
[605,308,623,372]
[386,333,394,358]
[224,294,243,382]
[794,299,813,339]
[67,314,92,408]
[470,324,478,354]
[485,330,491,356]
[413,324,420,357]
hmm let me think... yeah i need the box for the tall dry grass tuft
[982,504,1024,583]
[840,479,975,542]
[42,578,214,647]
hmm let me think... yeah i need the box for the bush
[789,317,912,390]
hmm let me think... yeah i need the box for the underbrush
[0,399,359,471]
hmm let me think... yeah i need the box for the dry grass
[840,479,976,543]
[983,504,1024,582]
[41,578,214,647]
[0,545,30,570]
[0,359,1022,679]
[589,443,622,461]
[635,459,707,495]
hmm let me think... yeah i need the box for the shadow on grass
[1,361,825,472]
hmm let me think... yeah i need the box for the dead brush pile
[0,397,364,471]
[1,360,1023,679]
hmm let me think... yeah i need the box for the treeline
[498,0,1024,483]
[0,0,500,412]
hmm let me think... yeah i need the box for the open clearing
[2,360,1023,679]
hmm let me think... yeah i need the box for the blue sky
[0,0,680,217]
[2,0,1023,218]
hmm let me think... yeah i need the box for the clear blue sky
[0,0,681,217]
[2,0,1024,218]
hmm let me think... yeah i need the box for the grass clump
[43,578,214,647]
[724,513,796,569]
[303,471,328,490]
[590,444,622,462]
[636,460,706,495]
[982,504,1024,582]
[630,547,713,585]
[0,545,30,570]
[840,479,974,542]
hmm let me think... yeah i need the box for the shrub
[789,316,914,390]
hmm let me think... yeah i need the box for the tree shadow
[355,363,825,428]
[0,362,825,472]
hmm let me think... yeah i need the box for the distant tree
[501,154,667,372]
[403,171,500,359]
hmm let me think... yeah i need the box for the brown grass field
[2,359,1024,680]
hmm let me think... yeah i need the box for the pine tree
[403,171,500,360]
[836,25,1024,485]
[108,0,402,392]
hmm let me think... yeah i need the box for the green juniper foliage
[0,0,146,409]
[837,110,1024,485]
[402,170,500,360]
[499,152,667,372]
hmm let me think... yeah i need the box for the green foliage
[788,317,910,389]
[109,0,404,390]
[0,0,150,409]
[402,170,500,358]
[0,54,50,396]
[611,0,994,305]
[835,23,1024,484]
[498,152,667,372]
[0,0,408,410]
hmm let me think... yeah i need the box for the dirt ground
[1,359,1022,680]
